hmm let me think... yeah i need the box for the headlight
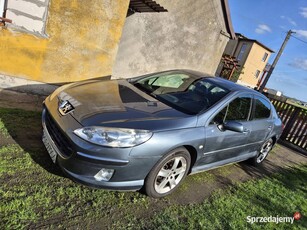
[74,127,152,147]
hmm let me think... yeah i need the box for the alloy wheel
[257,139,273,163]
[154,156,187,194]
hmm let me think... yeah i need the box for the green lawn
[0,107,306,229]
[131,165,307,230]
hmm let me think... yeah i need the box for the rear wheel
[145,147,191,198]
[250,138,273,166]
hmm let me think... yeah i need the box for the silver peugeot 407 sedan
[42,70,283,198]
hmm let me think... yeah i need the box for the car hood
[54,79,197,131]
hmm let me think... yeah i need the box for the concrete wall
[0,0,129,83]
[112,0,231,79]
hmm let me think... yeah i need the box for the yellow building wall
[0,0,129,83]
[239,43,271,87]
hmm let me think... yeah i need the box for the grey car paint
[42,69,282,191]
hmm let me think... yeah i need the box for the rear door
[248,95,273,151]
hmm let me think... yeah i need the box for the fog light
[94,168,114,181]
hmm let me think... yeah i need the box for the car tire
[144,147,191,198]
[249,138,273,166]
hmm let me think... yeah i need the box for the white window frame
[5,0,50,37]
[0,0,5,18]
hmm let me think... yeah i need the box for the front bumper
[42,108,159,191]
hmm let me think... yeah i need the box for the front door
[199,94,253,165]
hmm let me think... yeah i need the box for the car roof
[169,69,265,97]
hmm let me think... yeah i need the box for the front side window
[253,97,271,119]
[211,96,252,124]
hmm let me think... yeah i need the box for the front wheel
[144,147,191,198]
[250,138,273,166]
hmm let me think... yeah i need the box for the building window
[5,0,50,36]
[0,0,5,17]
[262,52,268,62]
[254,70,261,78]
[237,43,247,61]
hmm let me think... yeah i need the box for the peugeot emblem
[58,100,74,115]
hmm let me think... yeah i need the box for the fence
[267,95,307,154]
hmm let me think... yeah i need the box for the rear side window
[253,97,271,119]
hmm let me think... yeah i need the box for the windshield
[132,72,230,115]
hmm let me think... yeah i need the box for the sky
[228,0,307,102]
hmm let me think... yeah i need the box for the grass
[0,107,306,229]
[130,165,307,230]
[0,118,10,138]
[0,143,150,229]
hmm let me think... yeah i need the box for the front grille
[44,109,75,158]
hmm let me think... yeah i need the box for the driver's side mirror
[218,121,244,133]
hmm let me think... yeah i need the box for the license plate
[42,130,57,163]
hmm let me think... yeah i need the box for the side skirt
[190,151,258,175]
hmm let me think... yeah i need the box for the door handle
[268,126,272,130]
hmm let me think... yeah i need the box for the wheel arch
[183,145,198,173]
[270,135,277,146]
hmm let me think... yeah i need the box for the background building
[216,33,274,88]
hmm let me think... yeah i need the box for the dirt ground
[1,88,306,207]
[0,89,46,112]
